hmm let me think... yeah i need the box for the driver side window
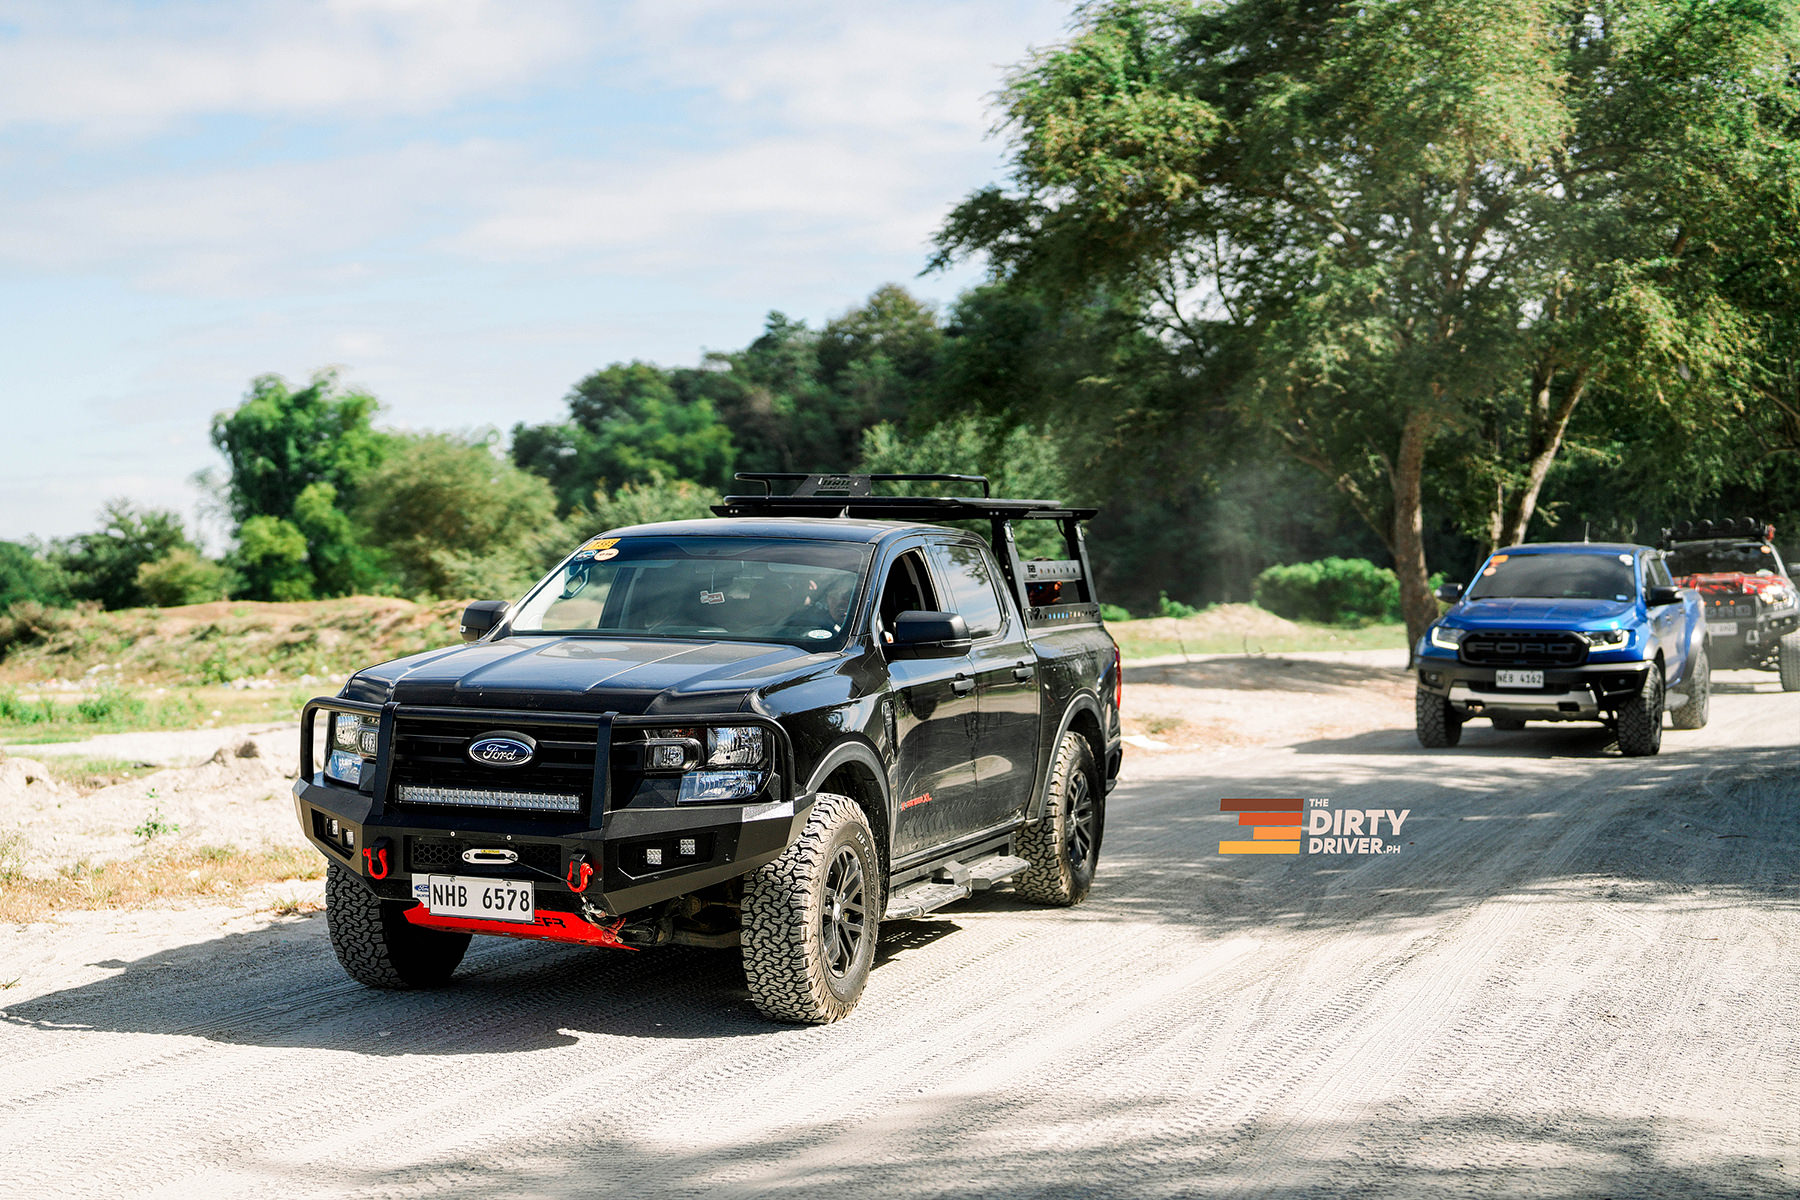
[878,550,938,639]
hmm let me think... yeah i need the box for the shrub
[1099,602,1132,622]
[76,684,146,724]
[1253,557,1400,625]
[0,600,82,660]
[1155,591,1199,619]
[136,548,230,607]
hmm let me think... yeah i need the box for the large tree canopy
[936,0,1800,640]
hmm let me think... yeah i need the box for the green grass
[0,684,318,742]
[1112,620,1408,661]
[35,757,162,790]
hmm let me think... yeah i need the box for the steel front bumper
[1707,610,1799,666]
[1416,660,1653,720]
[293,700,814,922]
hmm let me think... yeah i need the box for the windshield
[1666,541,1782,578]
[511,536,872,647]
[1465,552,1636,602]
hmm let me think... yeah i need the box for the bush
[0,600,83,660]
[136,549,230,607]
[1099,602,1132,622]
[1155,591,1199,619]
[1253,557,1400,625]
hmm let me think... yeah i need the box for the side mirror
[1434,582,1464,603]
[459,600,509,642]
[1647,585,1681,608]
[888,610,972,658]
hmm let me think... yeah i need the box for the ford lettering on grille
[467,733,536,768]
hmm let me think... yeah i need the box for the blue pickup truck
[1414,542,1710,756]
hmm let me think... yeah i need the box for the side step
[884,853,1031,920]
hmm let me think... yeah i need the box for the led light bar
[395,784,582,813]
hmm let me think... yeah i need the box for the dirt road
[2,663,1796,1198]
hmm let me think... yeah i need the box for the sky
[0,0,1072,546]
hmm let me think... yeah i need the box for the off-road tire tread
[1415,686,1463,748]
[741,793,879,1024]
[325,862,469,989]
[1780,631,1800,692]
[1015,733,1101,906]
[1670,647,1710,730]
[1616,663,1664,757]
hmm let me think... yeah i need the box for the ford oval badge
[467,732,536,769]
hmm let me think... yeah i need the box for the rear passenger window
[931,542,1008,639]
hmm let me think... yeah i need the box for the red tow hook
[566,854,593,894]
[363,840,392,880]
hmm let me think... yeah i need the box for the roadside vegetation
[0,842,324,924]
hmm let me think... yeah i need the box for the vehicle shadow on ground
[1292,722,1625,758]
[0,907,960,1052]
[258,1096,1790,1199]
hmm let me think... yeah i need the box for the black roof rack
[713,472,1097,522]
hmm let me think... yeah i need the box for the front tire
[1670,647,1711,730]
[1415,686,1463,748]
[1015,732,1103,906]
[1780,631,1800,692]
[1616,663,1665,757]
[742,793,880,1024]
[325,862,470,989]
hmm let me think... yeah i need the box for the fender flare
[1028,693,1104,824]
[804,738,893,837]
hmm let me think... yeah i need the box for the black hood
[341,635,831,715]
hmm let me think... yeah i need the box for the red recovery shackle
[566,855,593,894]
[362,840,392,880]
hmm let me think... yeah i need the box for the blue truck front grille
[1460,631,1588,667]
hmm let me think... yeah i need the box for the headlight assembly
[326,712,378,786]
[707,725,766,766]
[1581,628,1630,649]
[1759,586,1796,608]
[1428,625,1465,651]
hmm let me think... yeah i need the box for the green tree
[54,501,195,610]
[209,369,390,598]
[135,548,230,607]
[581,475,724,533]
[0,541,70,609]
[359,434,568,598]
[232,516,313,601]
[936,0,1800,641]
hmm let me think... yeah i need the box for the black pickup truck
[294,473,1123,1022]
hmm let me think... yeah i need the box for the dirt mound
[1128,603,1306,641]
[0,596,465,686]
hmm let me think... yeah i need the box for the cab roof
[595,516,947,544]
[1494,542,1647,556]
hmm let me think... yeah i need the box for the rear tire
[1670,647,1711,730]
[1490,714,1527,732]
[325,862,470,989]
[1780,631,1800,692]
[1616,664,1665,757]
[742,793,880,1024]
[1415,686,1463,748]
[1015,732,1103,906]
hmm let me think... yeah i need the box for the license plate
[1495,669,1544,688]
[1708,621,1738,637]
[416,875,534,923]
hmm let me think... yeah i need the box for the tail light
[1113,642,1123,710]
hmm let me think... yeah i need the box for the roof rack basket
[713,472,1105,629]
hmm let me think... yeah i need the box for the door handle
[1012,664,1035,682]
[951,674,974,696]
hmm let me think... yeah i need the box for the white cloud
[0,0,593,134]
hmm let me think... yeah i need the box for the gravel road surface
[2,666,1795,1198]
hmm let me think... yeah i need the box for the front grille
[408,836,562,876]
[389,715,602,815]
[1706,599,1755,619]
[1460,631,1588,667]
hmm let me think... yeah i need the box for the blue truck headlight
[326,712,378,786]
[1581,629,1630,649]
[1428,625,1465,651]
